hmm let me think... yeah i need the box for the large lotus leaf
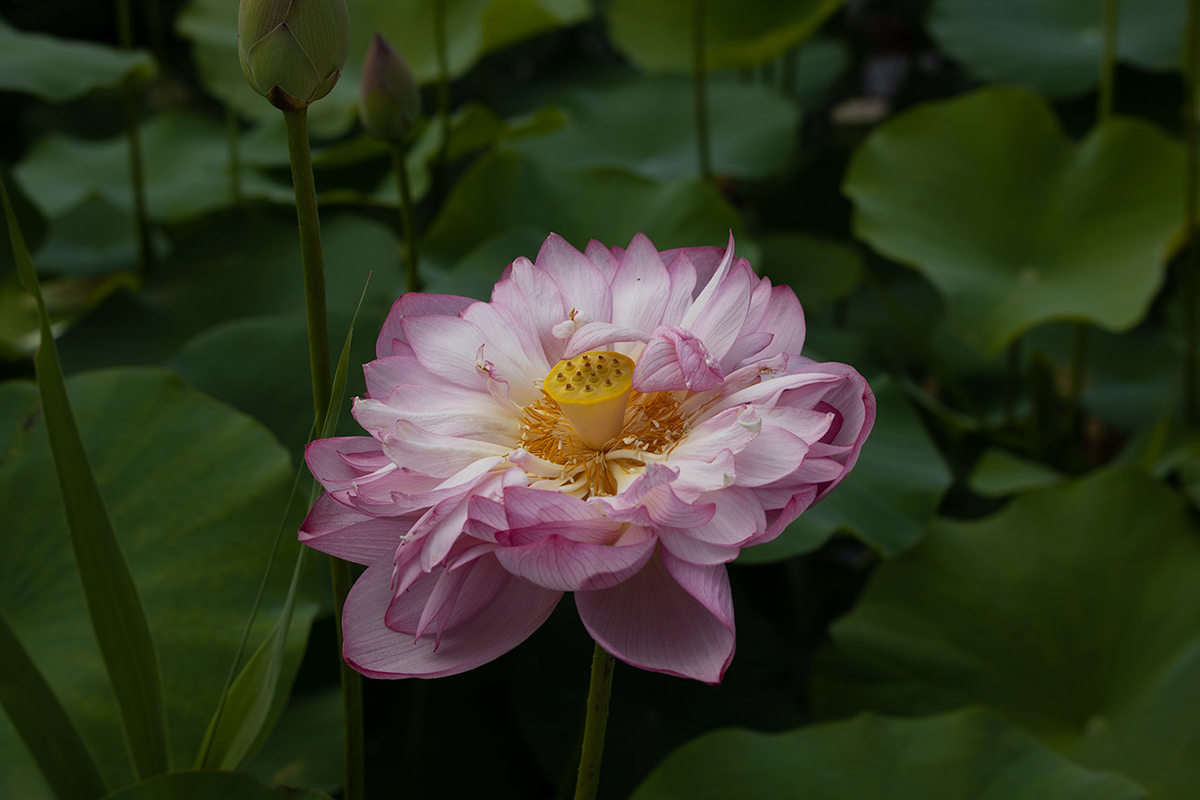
[630,709,1147,800]
[929,0,1186,98]
[423,150,746,271]
[845,87,1183,355]
[813,467,1200,800]
[0,370,313,797]
[739,374,951,563]
[607,0,843,73]
[104,771,331,800]
[244,688,343,795]
[177,0,589,135]
[505,77,799,180]
[13,112,287,223]
[53,211,397,376]
[0,19,155,102]
[758,233,863,308]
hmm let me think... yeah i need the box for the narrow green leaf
[1,176,170,777]
[195,277,369,770]
[102,770,333,800]
[0,610,108,800]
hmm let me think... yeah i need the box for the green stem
[573,644,616,800]
[330,556,365,800]
[1004,338,1021,427]
[281,107,332,434]
[1098,0,1119,121]
[226,107,243,208]
[116,0,154,279]
[433,0,452,207]
[391,143,421,293]
[1185,0,1199,423]
[692,0,712,180]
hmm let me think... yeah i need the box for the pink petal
[380,421,508,479]
[656,528,741,565]
[563,321,651,358]
[306,437,389,487]
[491,256,569,365]
[633,325,724,392]
[575,551,735,684]
[537,234,614,323]
[753,285,806,359]
[299,493,418,565]
[610,233,671,332]
[584,238,620,280]
[342,558,561,679]
[376,293,474,358]
[353,383,518,442]
[363,352,445,399]
[660,250,698,326]
[597,463,716,528]
[495,533,657,591]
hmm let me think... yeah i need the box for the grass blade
[195,277,370,770]
[2,175,169,777]
[0,610,109,800]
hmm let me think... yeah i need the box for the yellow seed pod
[544,350,634,449]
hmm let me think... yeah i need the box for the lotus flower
[302,233,874,683]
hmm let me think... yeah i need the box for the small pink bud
[359,34,422,141]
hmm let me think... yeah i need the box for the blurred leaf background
[2,0,1199,798]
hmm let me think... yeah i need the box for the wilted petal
[633,326,724,392]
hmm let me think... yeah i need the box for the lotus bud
[238,0,350,112]
[359,34,421,141]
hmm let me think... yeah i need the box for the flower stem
[1068,0,1120,430]
[692,0,712,180]
[281,107,332,435]
[1185,0,1199,423]
[226,106,244,208]
[573,643,616,800]
[432,0,452,207]
[330,555,365,800]
[391,142,421,293]
[1098,0,1119,121]
[116,0,154,280]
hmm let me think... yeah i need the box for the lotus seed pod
[359,34,422,141]
[238,0,350,112]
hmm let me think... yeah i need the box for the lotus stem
[433,0,452,206]
[1098,0,1119,121]
[226,107,243,208]
[330,555,365,800]
[391,142,421,293]
[1185,0,1199,422]
[281,107,332,435]
[573,643,616,800]
[116,0,154,279]
[1004,339,1021,427]
[692,0,712,180]
[1069,0,1120,431]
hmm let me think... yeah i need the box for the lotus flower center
[543,351,634,449]
[519,350,691,497]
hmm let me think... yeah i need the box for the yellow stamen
[543,350,634,449]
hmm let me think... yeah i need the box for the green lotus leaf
[846,87,1183,355]
[928,0,1186,98]
[0,370,313,797]
[814,467,1200,800]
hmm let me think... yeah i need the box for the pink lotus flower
[301,233,874,683]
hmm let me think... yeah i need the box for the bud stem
[390,142,421,293]
[282,105,365,800]
[115,0,155,280]
[432,0,452,207]
[281,106,332,434]
[692,0,712,181]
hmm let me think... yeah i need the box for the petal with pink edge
[375,293,474,358]
[610,233,671,332]
[495,533,657,591]
[299,493,418,565]
[633,325,724,392]
[576,550,735,684]
[343,559,561,679]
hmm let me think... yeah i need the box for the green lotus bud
[238,0,350,112]
[359,34,421,141]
